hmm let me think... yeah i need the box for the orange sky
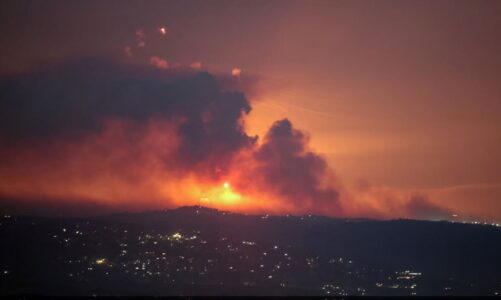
[0,0,500,221]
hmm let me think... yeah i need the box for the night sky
[0,0,500,222]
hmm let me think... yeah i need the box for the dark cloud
[0,58,255,172]
[253,119,341,214]
[0,58,342,216]
[1,58,451,220]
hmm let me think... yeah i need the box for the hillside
[1,206,500,296]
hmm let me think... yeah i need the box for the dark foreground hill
[1,206,500,296]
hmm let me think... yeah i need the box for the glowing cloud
[149,56,169,69]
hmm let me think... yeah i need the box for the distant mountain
[1,206,500,296]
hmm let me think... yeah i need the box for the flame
[194,181,242,207]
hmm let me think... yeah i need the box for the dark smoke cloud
[252,119,341,214]
[0,58,445,219]
[0,59,255,173]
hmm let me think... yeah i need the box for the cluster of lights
[169,233,183,241]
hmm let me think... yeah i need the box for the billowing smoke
[249,119,341,214]
[0,58,448,219]
[0,59,254,176]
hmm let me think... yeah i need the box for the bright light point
[95,258,106,265]
[158,27,167,35]
[231,68,241,77]
[170,232,183,241]
[196,182,242,207]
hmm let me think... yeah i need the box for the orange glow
[190,62,202,70]
[0,117,407,219]
[0,118,296,215]
[192,181,242,207]
[0,115,469,220]
[1,1,499,223]
[231,68,241,77]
